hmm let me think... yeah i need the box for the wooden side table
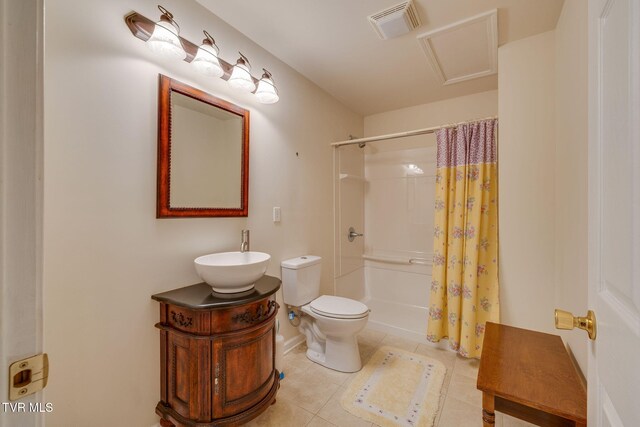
[477,322,587,427]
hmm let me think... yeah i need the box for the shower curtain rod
[330,115,498,147]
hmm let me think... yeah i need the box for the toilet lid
[310,295,369,319]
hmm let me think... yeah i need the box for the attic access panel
[417,9,498,86]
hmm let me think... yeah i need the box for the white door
[588,0,640,425]
[0,0,44,426]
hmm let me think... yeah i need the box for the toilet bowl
[281,256,370,372]
[300,295,369,372]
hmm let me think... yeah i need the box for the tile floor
[246,328,535,427]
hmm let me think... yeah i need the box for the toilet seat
[309,295,369,319]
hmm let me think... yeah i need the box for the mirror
[157,75,249,217]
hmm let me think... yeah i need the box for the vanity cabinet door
[166,332,211,422]
[212,317,276,418]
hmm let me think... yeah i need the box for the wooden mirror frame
[157,75,250,218]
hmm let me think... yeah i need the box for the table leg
[482,392,495,426]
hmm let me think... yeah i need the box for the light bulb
[192,31,224,77]
[146,7,186,60]
[255,69,279,104]
[228,53,256,92]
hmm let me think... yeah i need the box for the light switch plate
[273,207,281,223]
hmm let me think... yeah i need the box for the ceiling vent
[368,1,421,40]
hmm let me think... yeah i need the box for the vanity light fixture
[146,6,186,60]
[255,69,280,104]
[228,53,256,92]
[124,6,280,103]
[191,30,224,77]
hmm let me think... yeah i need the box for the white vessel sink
[194,251,271,293]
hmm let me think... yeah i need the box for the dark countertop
[151,275,281,310]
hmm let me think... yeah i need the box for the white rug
[341,346,446,427]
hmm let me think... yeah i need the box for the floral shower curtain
[426,119,499,358]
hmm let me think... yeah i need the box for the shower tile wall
[334,145,365,301]
[365,146,436,257]
[334,142,438,338]
[364,145,437,339]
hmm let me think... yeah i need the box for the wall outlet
[273,207,281,223]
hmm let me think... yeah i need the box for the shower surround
[334,140,437,341]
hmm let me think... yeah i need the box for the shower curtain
[426,119,499,358]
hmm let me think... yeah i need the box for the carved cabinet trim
[170,311,193,328]
[232,300,279,325]
[154,291,279,427]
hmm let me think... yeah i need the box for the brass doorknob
[555,309,597,340]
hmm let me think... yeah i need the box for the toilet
[281,256,370,372]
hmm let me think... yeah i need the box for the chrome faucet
[240,230,250,253]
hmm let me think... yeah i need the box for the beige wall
[499,1,589,377]
[43,0,361,425]
[554,0,588,374]
[498,31,557,334]
[364,90,498,139]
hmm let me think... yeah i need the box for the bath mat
[340,346,446,427]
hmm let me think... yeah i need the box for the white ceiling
[197,0,565,116]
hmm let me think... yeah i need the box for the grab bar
[362,255,407,264]
[361,254,431,266]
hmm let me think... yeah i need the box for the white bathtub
[361,257,431,341]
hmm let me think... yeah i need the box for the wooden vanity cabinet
[152,276,281,426]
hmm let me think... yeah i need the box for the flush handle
[555,309,597,340]
[348,227,363,242]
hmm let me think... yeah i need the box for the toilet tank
[280,256,322,306]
